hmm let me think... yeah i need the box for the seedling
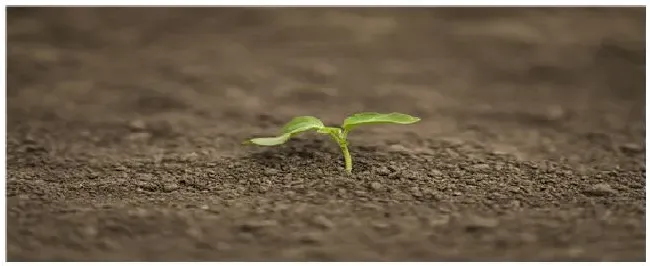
[243,112,420,174]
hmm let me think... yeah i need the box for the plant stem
[326,129,352,174]
[339,143,352,174]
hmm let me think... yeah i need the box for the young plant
[243,112,420,174]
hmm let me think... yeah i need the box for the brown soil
[6,7,646,261]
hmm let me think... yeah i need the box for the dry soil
[6,7,646,261]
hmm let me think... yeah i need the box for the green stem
[325,128,352,174]
[340,142,352,174]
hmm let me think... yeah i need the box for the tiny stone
[545,105,566,120]
[429,215,450,227]
[520,232,538,243]
[215,242,232,251]
[186,227,203,239]
[240,220,278,232]
[129,120,147,131]
[137,181,157,191]
[264,168,279,175]
[388,171,402,179]
[126,132,152,141]
[88,171,100,179]
[584,183,617,196]
[313,215,334,229]
[409,187,422,196]
[370,182,382,191]
[99,239,119,250]
[389,144,410,153]
[464,216,499,231]
[372,221,390,229]
[354,190,367,196]
[82,226,98,237]
[471,164,490,170]
[620,143,643,154]
[361,203,382,210]
[299,233,322,244]
[376,166,390,176]
[23,135,36,144]
[162,183,179,193]
[510,200,522,208]
[429,169,444,177]
[421,187,435,195]
[337,188,347,194]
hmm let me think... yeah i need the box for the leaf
[281,116,325,135]
[342,112,420,131]
[244,116,325,146]
[243,133,291,146]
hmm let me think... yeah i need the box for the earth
[6,7,646,261]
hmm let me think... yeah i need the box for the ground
[6,7,646,261]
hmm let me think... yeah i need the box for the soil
[6,7,646,261]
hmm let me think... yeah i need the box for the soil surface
[6,7,646,261]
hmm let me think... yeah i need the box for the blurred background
[7,7,645,164]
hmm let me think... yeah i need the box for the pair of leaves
[244,112,420,146]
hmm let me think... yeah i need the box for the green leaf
[243,133,291,146]
[281,116,325,135]
[244,116,325,146]
[342,112,420,131]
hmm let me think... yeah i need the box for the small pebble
[264,168,279,175]
[299,233,323,244]
[128,120,147,131]
[375,166,391,176]
[370,182,382,191]
[313,215,334,229]
[88,171,100,179]
[126,132,152,142]
[429,169,444,177]
[584,183,617,196]
[409,187,422,196]
[429,215,450,227]
[162,183,179,193]
[372,221,390,229]
[545,105,566,121]
[82,226,98,237]
[620,143,643,154]
[471,164,490,170]
[136,181,157,191]
[464,216,499,231]
[240,220,278,232]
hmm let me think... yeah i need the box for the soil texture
[6,7,646,261]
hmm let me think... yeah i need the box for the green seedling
[243,112,420,174]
